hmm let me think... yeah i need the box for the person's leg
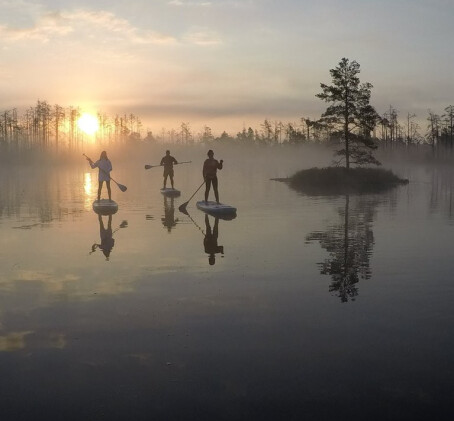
[212,177,219,203]
[106,180,111,201]
[205,179,212,202]
[170,170,174,189]
[97,181,103,201]
[163,173,167,188]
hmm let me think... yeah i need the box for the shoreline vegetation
[273,167,409,195]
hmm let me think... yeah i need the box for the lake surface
[0,145,453,420]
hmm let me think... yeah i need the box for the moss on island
[285,167,408,195]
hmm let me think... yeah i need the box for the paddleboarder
[204,214,223,265]
[86,151,113,201]
[203,149,223,203]
[160,150,178,189]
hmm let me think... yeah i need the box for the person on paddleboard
[160,150,178,189]
[86,151,113,201]
[203,149,223,203]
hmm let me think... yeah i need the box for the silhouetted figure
[203,149,223,203]
[203,214,223,265]
[161,196,178,232]
[91,214,115,260]
[160,150,178,189]
[86,151,113,201]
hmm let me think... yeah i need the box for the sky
[0,0,453,134]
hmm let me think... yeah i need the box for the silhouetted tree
[442,105,454,148]
[201,125,214,144]
[316,58,380,168]
[426,110,441,149]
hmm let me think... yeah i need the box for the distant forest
[1,99,453,159]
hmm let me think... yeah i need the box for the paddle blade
[178,202,189,215]
[118,184,127,192]
[145,165,152,170]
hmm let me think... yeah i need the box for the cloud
[63,9,177,45]
[0,8,176,46]
[0,12,73,42]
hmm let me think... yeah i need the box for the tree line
[1,84,453,160]
[0,100,142,157]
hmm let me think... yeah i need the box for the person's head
[207,149,214,157]
[100,151,108,160]
[166,150,170,156]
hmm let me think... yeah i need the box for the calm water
[0,145,453,420]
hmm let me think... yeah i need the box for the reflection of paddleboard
[196,201,237,218]
[93,199,118,215]
[160,188,181,197]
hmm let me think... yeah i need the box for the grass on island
[281,167,408,195]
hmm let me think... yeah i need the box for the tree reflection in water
[306,195,379,302]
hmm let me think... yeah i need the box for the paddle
[182,207,206,236]
[144,161,192,170]
[178,180,205,215]
[83,154,128,192]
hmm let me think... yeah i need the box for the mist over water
[0,144,453,420]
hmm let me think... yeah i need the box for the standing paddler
[85,151,113,201]
[160,150,178,189]
[203,149,223,203]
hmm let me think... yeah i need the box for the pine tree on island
[316,57,380,169]
[284,58,408,194]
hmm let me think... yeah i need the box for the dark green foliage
[289,167,408,195]
[316,58,381,168]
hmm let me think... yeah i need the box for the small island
[274,58,409,196]
[283,166,408,195]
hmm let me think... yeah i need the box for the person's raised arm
[217,159,223,170]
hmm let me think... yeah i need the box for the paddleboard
[196,201,237,218]
[160,188,181,197]
[92,199,118,215]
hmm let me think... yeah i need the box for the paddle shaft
[178,180,205,213]
[145,161,191,170]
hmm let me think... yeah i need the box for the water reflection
[0,167,85,224]
[306,195,379,302]
[204,214,224,265]
[161,196,179,232]
[90,214,128,261]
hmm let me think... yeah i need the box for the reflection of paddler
[161,196,178,233]
[203,214,223,265]
[91,214,115,260]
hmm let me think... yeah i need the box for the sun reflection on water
[84,172,94,210]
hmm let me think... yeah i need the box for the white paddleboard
[196,201,237,216]
[93,199,118,215]
[160,188,181,197]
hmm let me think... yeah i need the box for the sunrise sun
[77,113,99,136]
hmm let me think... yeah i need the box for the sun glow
[77,113,99,136]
